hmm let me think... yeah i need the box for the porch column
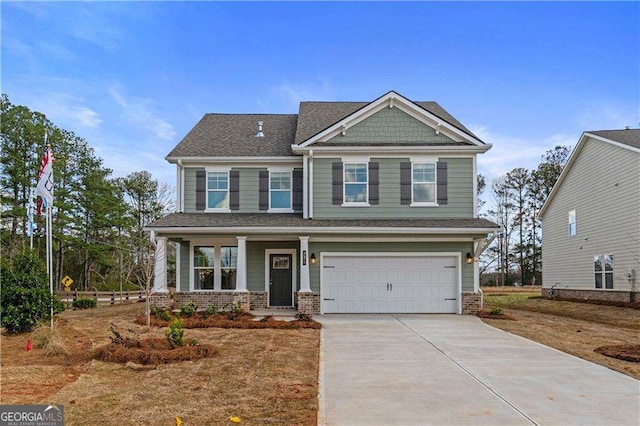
[153,237,168,293]
[236,236,248,292]
[299,236,312,292]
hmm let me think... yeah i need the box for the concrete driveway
[318,315,639,425]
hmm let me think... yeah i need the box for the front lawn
[0,304,320,425]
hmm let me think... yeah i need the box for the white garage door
[321,254,459,314]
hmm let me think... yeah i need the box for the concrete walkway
[318,315,640,425]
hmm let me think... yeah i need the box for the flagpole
[48,204,53,329]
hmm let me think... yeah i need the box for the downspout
[177,159,184,212]
[309,150,314,219]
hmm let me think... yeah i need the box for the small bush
[490,305,504,315]
[151,307,172,321]
[205,305,218,316]
[73,297,97,310]
[180,302,197,317]
[31,321,69,356]
[166,318,185,348]
[295,312,313,322]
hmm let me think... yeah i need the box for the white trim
[343,161,369,206]
[294,91,485,148]
[319,251,462,315]
[309,151,314,218]
[264,248,297,308]
[311,237,475,242]
[167,156,303,164]
[175,241,181,291]
[340,155,370,163]
[149,226,500,235]
[568,210,577,236]
[411,161,438,206]
[303,155,309,219]
[177,159,183,212]
[299,236,311,293]
[204,168,231,212]
[539,132,640,218]
[472,155,478,218]
[292,145,491,155]
[189,238,238,292]
[267,168,294,212]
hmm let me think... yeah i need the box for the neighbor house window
[568,210,576,236]
[194,246,215,290]
[412,162,437,204]
[344,163,368,203]
[220,246,237,290]
[594,254,614,289]
[207,172,229,209]
[270,171,292,210]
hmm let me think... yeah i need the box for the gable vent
[256,121,264,137]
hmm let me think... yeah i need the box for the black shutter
[332,162,343,205]
[292,169,303,211]
[400,162,411,205]
[196,170,206,211]
[368,162,379,205]
[259,170,269,211]
[437,161,448,205]
[229,170,240,210]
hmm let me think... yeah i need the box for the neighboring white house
[539,129,640,302]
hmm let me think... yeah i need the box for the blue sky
[2,1,638,192]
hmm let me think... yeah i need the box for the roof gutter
[144,226,500,235]
[291,144,492,155]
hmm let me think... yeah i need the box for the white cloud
[274,77,335,107]
[108,86,177,141]
[31,93,102,128]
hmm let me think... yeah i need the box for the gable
[323,106,457,145]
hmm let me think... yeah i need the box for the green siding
[183,167,200,213]
[246,241,300,292]
[179,241,190,292]
[237,168,262,213]
[312,157,473,218]
[308,241,474,293]
[326,106,455,144]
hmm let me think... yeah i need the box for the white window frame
[189,238,238,292]
[192,245,215,291]
[411,161,438,207]
[594,254,614,290]
[268,168,294,213]
[205,168,231,212]
[568,210,576,236]
[220,246,238,290]
[342,162,369,206]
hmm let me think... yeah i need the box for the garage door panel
[322,255,459,314]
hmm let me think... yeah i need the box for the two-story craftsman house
[147,91,499,314]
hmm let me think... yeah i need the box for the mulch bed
[477,311,516,321]
[594,344,640,363]
[94,338,218,365]
[545,296,640,310]
[136,312,322,330]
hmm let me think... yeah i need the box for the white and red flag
[36,147,54,215]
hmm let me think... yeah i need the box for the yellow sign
[61,276,73,288]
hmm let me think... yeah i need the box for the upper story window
[207,172,229,209]
[344,163,368,204]
[412,162,437,204]
[568,210,576,236]
[270,171,292,210]
[193,246,215,290]
[594,254,613,289]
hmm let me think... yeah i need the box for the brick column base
[297,292,320,315]
[150,293,172,309]
[233,292,251,312]
[462,292,483,315]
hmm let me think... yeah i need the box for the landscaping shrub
[166,318,185,348]
[295,312,313,322]
[73,297,97,310]
[31,321,69,356]
[151,307,172,321]
[180,301,197,318]
[205,305,218,316]
[0,250,59,334]
[490,305,504,315]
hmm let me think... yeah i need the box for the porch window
[207,172,229,209]
[194,246,215,290]
[344,163,368,203]
[270,171,292,210]
[594,254,613,289]
[412,162,436,204]
[221,246,237,290]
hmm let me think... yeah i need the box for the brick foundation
[150,293,172,309]
[462,292,483,315]
[297,292,320,315]
[173,291,261,312]
[545,288,639,304]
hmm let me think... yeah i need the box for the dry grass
[30,321,70,357]
[137,311,322,330]
[481,291,640,379]
[1,304,320,425]
[481,285,542,294]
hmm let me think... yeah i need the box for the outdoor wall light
[466,253,474,264]
[310,253,317,265]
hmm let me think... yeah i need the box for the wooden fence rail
[56,290,146,306]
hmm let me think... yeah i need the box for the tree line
[0,94,174,292]
[480,146,571,286]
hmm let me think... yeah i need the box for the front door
[269,254,293,306]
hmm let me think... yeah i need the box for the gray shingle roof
[588,129,640,150]
[166,114,298,158]
[147,213,499,231]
